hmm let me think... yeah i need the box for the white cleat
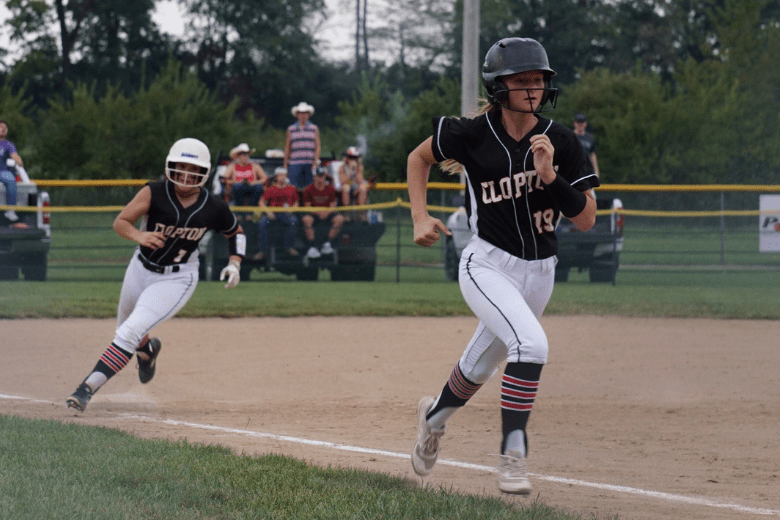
[320,241,334,255]
[411,396,446,476]
[496,449,532,495]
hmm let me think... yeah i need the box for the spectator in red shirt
[256,168,300,260]
[301,166,345,263]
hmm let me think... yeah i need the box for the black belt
[139,255,179,274]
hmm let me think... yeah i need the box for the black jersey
[139,180,238,266]
[431,110,600,260]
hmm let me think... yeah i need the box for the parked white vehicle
[443,197,624,283]
[0,160,52,280]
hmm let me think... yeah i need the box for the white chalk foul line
[2,393,779,516]
[116,414,780,517]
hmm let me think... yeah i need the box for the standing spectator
[223,143,267,208]
[284,102,320,189]
[406,37,597,495]
[573,113,599,179]
[301,166,345,263]
[0,120,24,222]
[66,138,245,413]
[256,168,300,261]
[338,146,369,208]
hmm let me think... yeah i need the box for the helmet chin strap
[496,88,547,114]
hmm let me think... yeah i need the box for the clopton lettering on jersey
[152,222,207,241]
[480,166,560,205]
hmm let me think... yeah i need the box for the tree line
[0,0,778,185]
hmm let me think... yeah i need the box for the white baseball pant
[457,235,555,384]
[113,251,199,353]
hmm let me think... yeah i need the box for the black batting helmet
[482,37,559,112]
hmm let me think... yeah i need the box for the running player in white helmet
[407,37,598,494]
[67,138,246,412]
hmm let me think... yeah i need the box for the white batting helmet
[165,138,211,188]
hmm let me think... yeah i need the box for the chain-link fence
[13,181,780,282]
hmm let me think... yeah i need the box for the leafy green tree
[3,0,176,110]
[32,61,258,180]
[178,0,334,127]
[0,83,34,161]
[334,73,460,183]
[560,0,780,185]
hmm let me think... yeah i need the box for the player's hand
[220,261,240,289]
[529,134,556,183]
[139,231,166,250]
[413,214,451,247]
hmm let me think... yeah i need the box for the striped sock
[426,363,483,426]
[84,343,133,392]
[501,362,543,454]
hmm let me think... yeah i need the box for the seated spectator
[301,166,345,263]
[0,119,23,222]
[255,168,299,261]
[223,143,267,208]
[338,146,369,208]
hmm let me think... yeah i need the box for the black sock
[426,363,482,420]
[500,361,543,454]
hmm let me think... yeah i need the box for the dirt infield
[2,316,779,519]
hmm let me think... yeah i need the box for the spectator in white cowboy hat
[284,102,320,190]
[223,143,267,208]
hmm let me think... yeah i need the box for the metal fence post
[396,203,401,283]
[720,191,726,264]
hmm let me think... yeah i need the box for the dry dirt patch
[2,316,778,520]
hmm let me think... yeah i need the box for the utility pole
[460,0,480,188]
[461,0,480,118]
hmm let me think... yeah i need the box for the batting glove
[220,260,241,289]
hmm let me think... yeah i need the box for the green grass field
[2,267,779,319]
[1,415,603,520]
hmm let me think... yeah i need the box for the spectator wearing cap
[573,113,600,179]
[223,143,267,208]
[255,168,300,260]
[0,119,24,222]
[301,167,345,263]
[338,146,369,209]
[284,102,320,190]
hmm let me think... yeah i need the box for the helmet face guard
[165,162,209,188]
[165,138,211,188]
[482,38,559,113]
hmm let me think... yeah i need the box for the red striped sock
[501,362,543,454]
[97,343,132,376]
[446,363,482,401]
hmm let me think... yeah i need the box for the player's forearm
[113,218,145,243]
[567,192,597,231]
[407,142,435,221]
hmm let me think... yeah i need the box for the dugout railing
[3,181,780,282]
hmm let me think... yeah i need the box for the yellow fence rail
[28,179,780,193]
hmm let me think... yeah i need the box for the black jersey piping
[143,272,196,334]
[571,171,598,187]
[149,182,182,263]
[465,252,523,352]
[156,182,209,264]
[485,113,526,258]
[434,117,448,160]
[523,118,554,260]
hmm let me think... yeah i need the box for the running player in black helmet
[407,37,599,494]
[66,138,246,413]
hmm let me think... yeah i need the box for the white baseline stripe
[3,394,779,517]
